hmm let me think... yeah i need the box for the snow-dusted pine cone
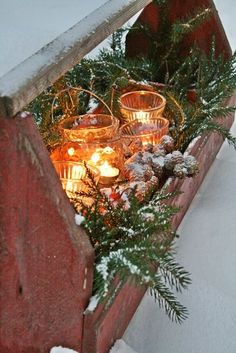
[143,143,154,153]
[164,153,176,170]
[143,164,155,181]
[184,155,199,175]
[171,151,184,165]
[124,162,154,182]
[142,151,153,165]
[153,144,166,157]
[151,156,165,178]
[146,176,159,191]
[160,135,175,153]
[173,163,188,179]
[135,176,158,201]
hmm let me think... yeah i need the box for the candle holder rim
[78,134,122,146]
[59,113,119,131]
[119,90,166,112]
[120,117,169,136]
[53,160,100,177]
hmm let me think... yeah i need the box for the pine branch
[171,8,212,45]
[150,276,189,323]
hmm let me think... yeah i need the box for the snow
[74,214,85,226]
[84,294,100,313]
[0,0,107,78]
[109,339,138,353]
[50,347,78,353]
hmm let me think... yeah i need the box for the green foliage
[127,6,212,81]
[166,43,236,151]
[25,4,236,323]
[72,177,190,323]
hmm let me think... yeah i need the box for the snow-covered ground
[0,0,107,77]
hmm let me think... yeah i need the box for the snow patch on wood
[50,347,79,353]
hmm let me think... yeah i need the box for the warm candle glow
[136,111,147,120]
[99,161,119,177]
[67,147,75,156]
[120,91,166,123]
[103,146,114,154]
[91,152,101,164]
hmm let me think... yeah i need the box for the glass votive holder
[59,114,119,142]
[119,90,166,123]
[120,117,169,146]
[80,136,124,186]
[53,161,100,194]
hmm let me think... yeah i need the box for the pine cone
[143,164,155,181]
[160,135,175,153]
[153,144,166,157]
[172,151,184,165]
[173,163,188,179]
[164,153,176,170]
[184,155,199,176]
[143,143,153,153]
[142,151,153,165]
[146,176,159,190]
[124,162,154,182]
[151,156,164,178]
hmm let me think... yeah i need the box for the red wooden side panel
[126,0,232,60]
[0,113,94,353]
[83,278,146,353]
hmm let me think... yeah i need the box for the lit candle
[99,161,120,186]
[120,91,166,123]
[136,110,148,121]
[91,151,101,164]
[67,147,75,156]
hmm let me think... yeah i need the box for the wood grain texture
[0,0,152,118]
[0,113,94,353]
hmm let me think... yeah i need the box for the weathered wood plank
[0,0,152,118]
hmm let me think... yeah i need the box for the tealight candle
[120,90,166,123]
[120,117,169,146]
[99,161,120,186]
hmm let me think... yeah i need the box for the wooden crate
[82,1,235,352]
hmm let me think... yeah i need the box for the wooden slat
[0,0,152,118]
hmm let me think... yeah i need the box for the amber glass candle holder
[119,90,166,123]
[120,117,169,146]
[79,136,124,186]
[53,161,100,194]
[59,114,119,142]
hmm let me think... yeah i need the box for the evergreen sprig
[72,183,190,323]
[166,43,236,151]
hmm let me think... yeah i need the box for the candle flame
[67,147,75,156]
[91,152,101,164]
[99,161,119,177]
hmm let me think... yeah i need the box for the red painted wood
[126,0,232,61]
[0,113,94,353]
[83,278,145,353]
[168,96,235,229]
